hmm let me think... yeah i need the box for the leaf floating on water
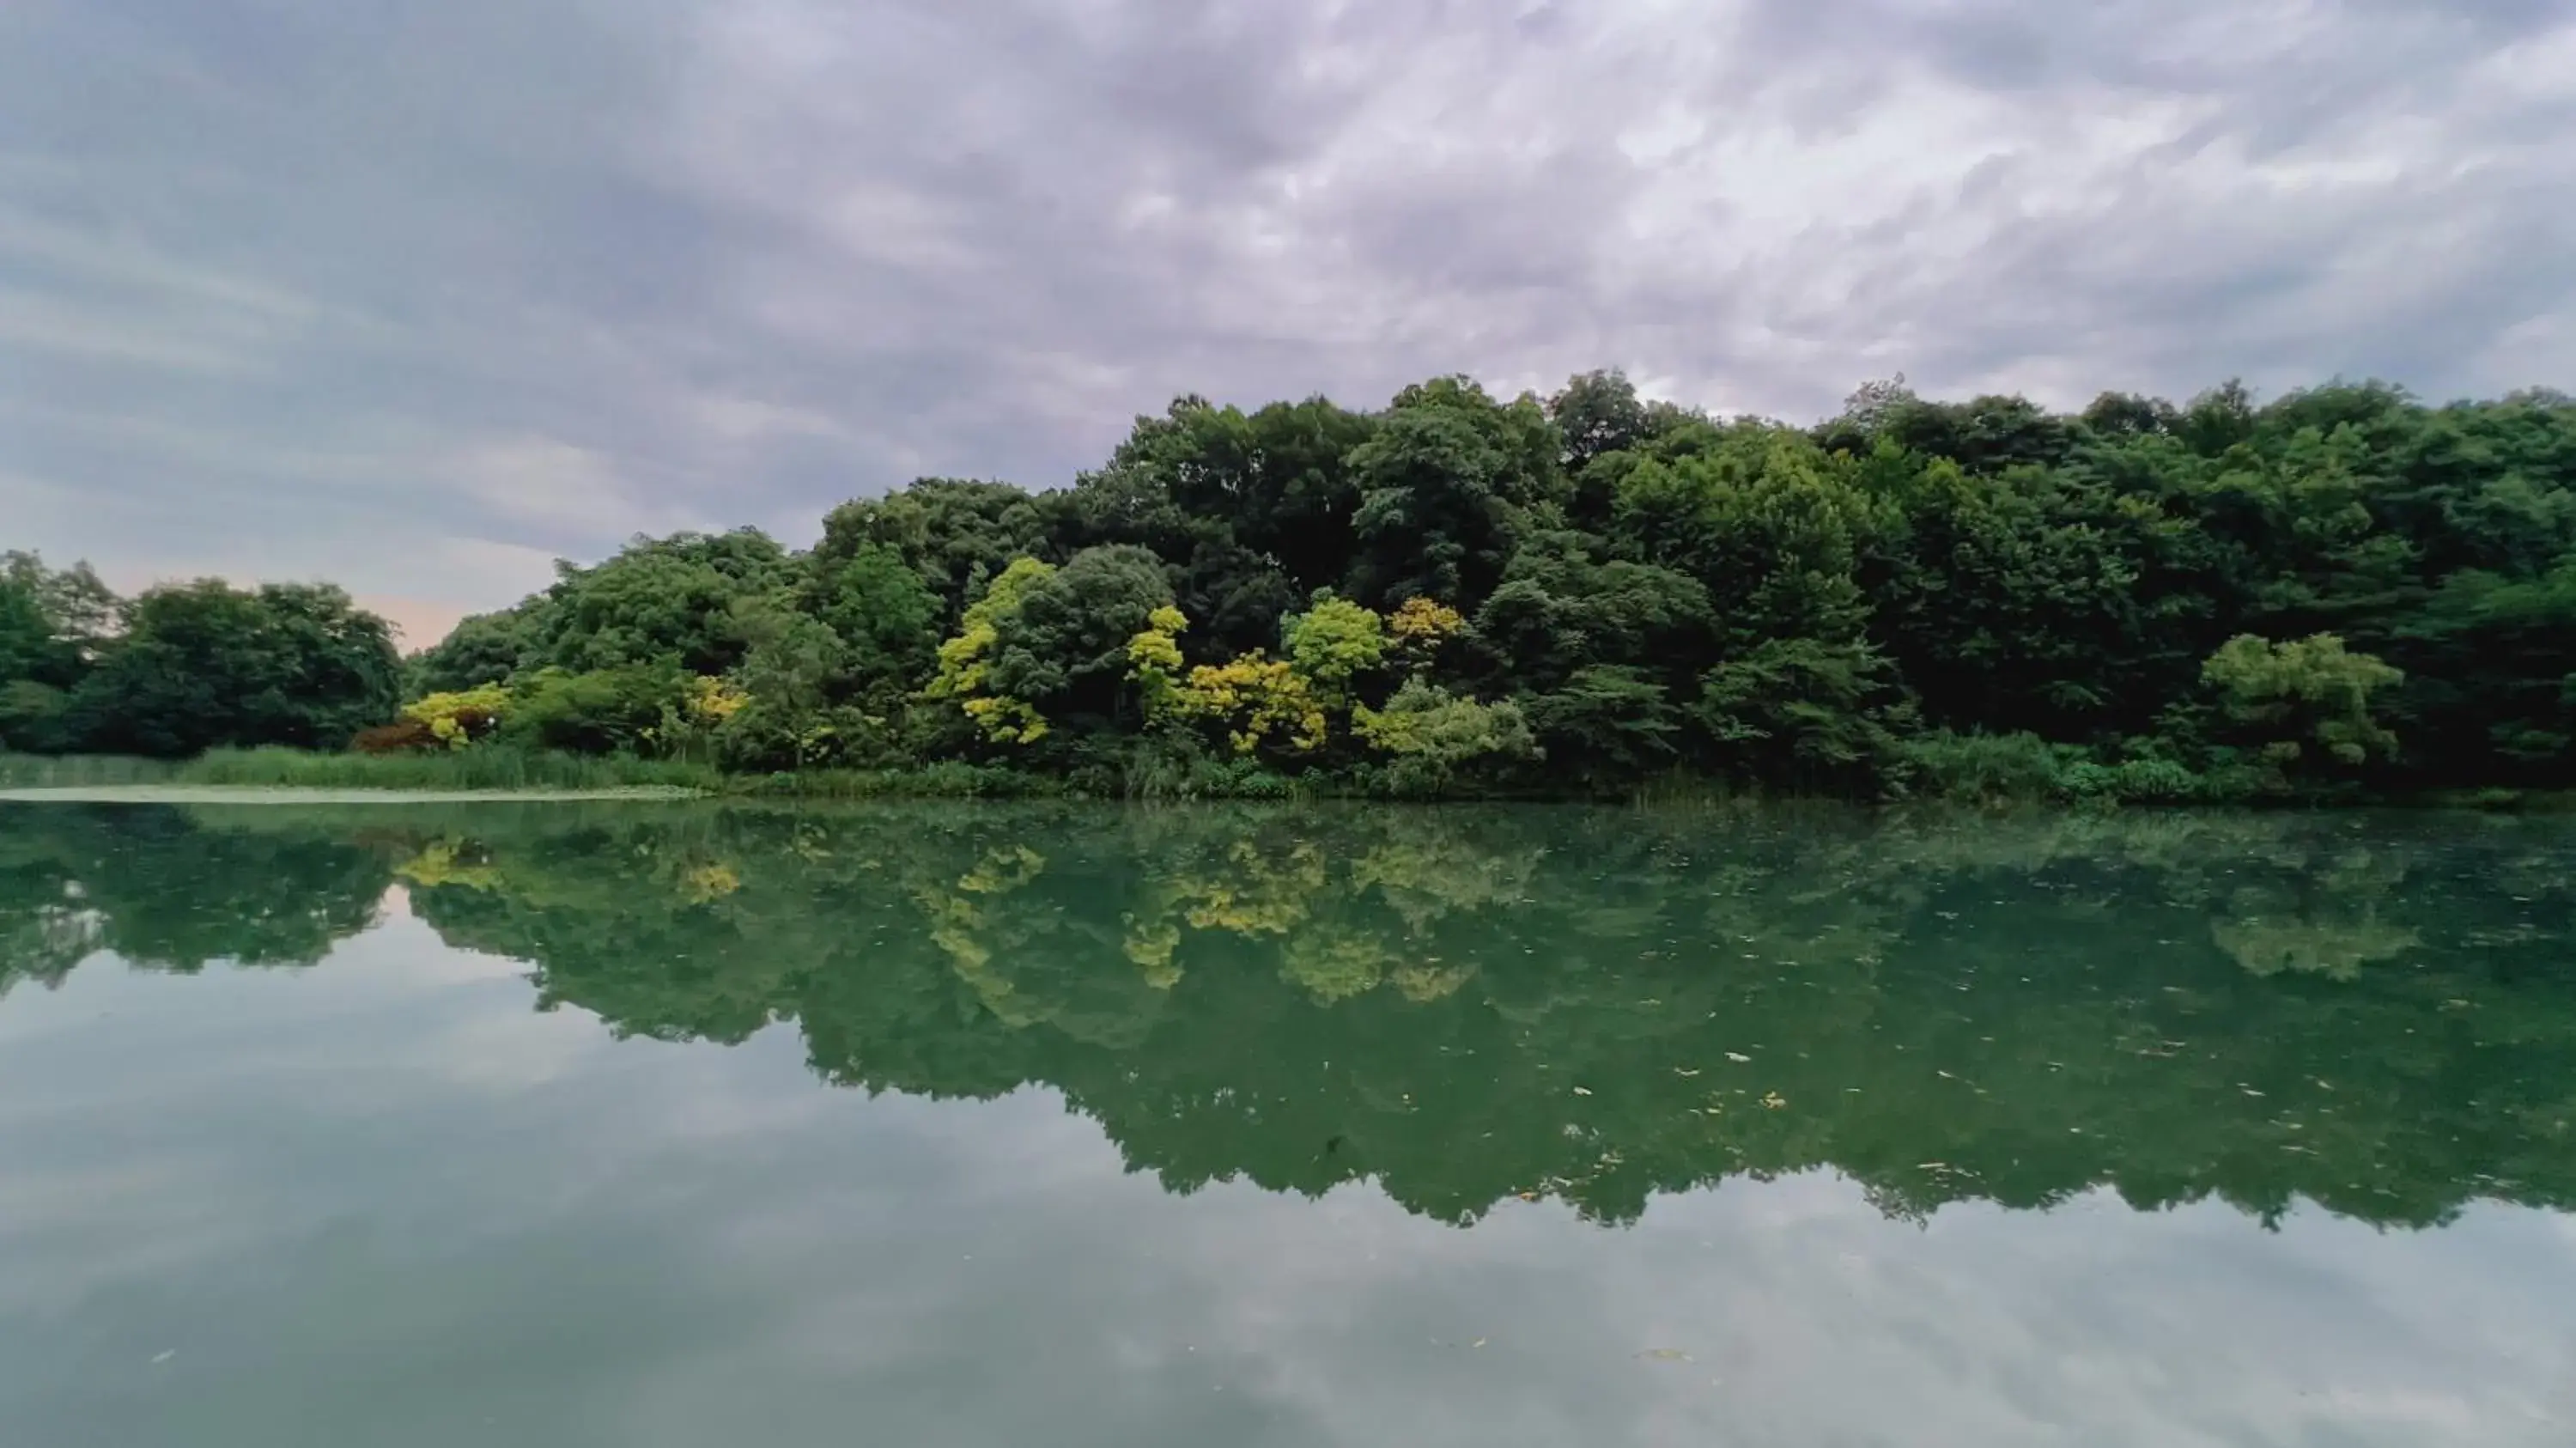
[1637,1348,1692,1362]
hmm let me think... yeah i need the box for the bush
[503,666,684,755]
[353,720,440,755]
[1899,730,2075,804]
[401,684,511,748]
[0,680,75,754]
[1353,679,1540,797]
[2058,758,2208,804]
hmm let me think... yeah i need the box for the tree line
[7,371,2573,798]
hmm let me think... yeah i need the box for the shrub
[503,666,684,755]
[353,720,440,755]
[1353,679,1539,797]
[401,684,511,749]
[1898,730,2073,804]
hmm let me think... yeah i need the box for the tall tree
[72,581,402,757]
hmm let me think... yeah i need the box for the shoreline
[0,785,710,805]
[2,781,2568,812]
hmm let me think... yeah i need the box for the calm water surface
[3,800,2573,1446]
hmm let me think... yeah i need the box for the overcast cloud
[3,0,2571,643]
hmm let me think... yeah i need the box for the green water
[3,801,2573,1445]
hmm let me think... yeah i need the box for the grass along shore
[7,745,2571,809]
[2,748,1066,800]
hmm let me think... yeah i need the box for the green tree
[2,555,118,749]
[800,541,941,696]
[503,665,688,756]
[1281,594,1386,703]
[0,579,66,692]
[983,545,1177,731]
[813,479,1064,623]
[1,551,117,664]
[926,557,1060,745]
[70,581,402,757]
[410,607,545,695]
[1352,678,1538,795]
[536,529,793,676]
[1349,377,1564,609]
[2201,633,2403,776]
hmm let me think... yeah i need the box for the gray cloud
[3,0,2570,642]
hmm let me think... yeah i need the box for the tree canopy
[9,371,2573,796]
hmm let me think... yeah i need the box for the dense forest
[7,801,2573,1227]
[8,372,2573,799]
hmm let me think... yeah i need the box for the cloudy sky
[4,0,2572,645]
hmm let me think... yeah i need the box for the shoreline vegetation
[7,371,2573,805]
[5,749,2569,812]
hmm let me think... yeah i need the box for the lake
[3,800,2573,1446]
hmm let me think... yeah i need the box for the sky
[3,0,2572,647]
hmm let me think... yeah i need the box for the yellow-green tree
[1126,605,1190,720]
[402,684,511,749]
[926,557,1056,744]
[1283,595,1385,702]
[2202,633,2403,771]
[1387,596,1464,670]
[1170,652,1328,755]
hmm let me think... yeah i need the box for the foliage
[1281,594,1385,700]
[1899,730,2079,805]
[68,581,403,758]
[1170,651,1328,756]
[1353,678,1539,794]
[814,479,1061,621]
[981,545,1176,729]
[0,575,73,695]
[1348,377,1564,606]
[1125,605,1191,720]
[1,551,115,690]
[172,745,717,793]
[0,680,76,755]
[402,684,511,749]
[2202,633,2404,772]
[409,609,543,697]
[354,720,440,755]
[1521,665,1682,780]
[926,557,1058,745]
[502,666,686,757]
[799,541,941,695]
[1386,596,1465,667]
[533,528,792,677]
[15,369,2576,801]
[1696,636,1911,788]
